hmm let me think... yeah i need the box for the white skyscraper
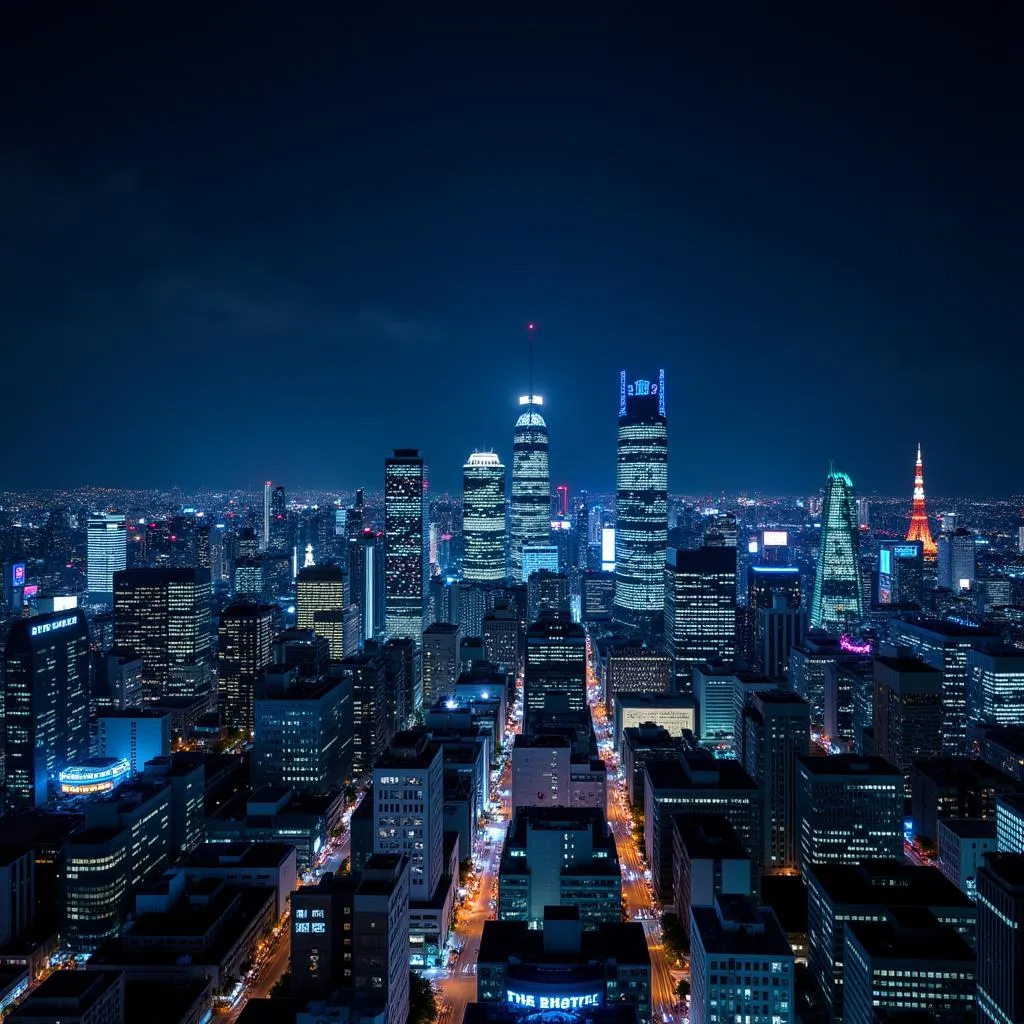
[87,514,127,597]
[262,480,273,552]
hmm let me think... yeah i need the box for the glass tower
[462,451,507,581]
[384,449,427,643]
[510,396,551,582]
[810,467,865,632]
[613,370,667,634]
[87,514,128,597]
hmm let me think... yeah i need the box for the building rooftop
[691,897,792,957]
[846,915,974,963]
[875,655,942,675]
[937,818,997,840]
[123,979,213,1024]
[672,813,749,861]
[797,753,901,778]
[96,707,170,720]
[645,753,757,793]
[894,617,1000,640]
[807,860,973,909]
[912,757,1022,789]
[478,920,649,966]
[183,841,295,870]
[983,852,1024,888]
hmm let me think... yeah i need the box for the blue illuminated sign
[894,545,919,559]
[29,615,78,638]
[11,563,25,587]
[879,549,891,575]
[507,991,601,1011]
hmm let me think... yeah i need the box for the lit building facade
[810,467,864,633]
[463,452,507,582]
[613,371,668,635]
[218,602,275,737]
[510,397,551,582]
[384,449,427,645]
[2,610,90,812]
[977,852,1024,1024]
[967,645,1024,726]
[87,514,127,598]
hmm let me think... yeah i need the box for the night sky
[2,9,1021,497]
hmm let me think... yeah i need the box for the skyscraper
[905,443,938,560]
[269,485,289,553]
[262,480,272,552]
[613,371,668,635]
[3,610,90,812]
[351,529,386,645]
[938,528,977,591]
[510,396,551,582]
[977,852,1024,1024]
[87,514,128,598]
[113,568,214,700]
[810,467,864,633]
[384,449,426,645]
[462,451,506,581]
[217,602,275,736]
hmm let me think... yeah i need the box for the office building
[938,528,977,592]
[582,570,616,623]
[790,629,871,728]
[977,852,1024,1024]
[742,690,810,874]
[970,725,1024,785]
[510,395,551,582]
[524,612,587,714]
[756,598,805,680]
[463,451,506,582]
[477,910,651,1024]
[296,563,349,657]
[217,602,275,737]
[9,971,125,1024]
[3,610,90,813]
[748,564,801,666]
[672,814,752,939]
[253,670,348,793]
[422,622,461,707]
[644,754,760,903]
[690,895,794,1024]
[911,757,1022,842]
[877,539,925,607]
[521,544,559,583]
[526,569,569,624]
[937,818,997,896]
[86,514,127,598]
[291,855,411,1024]
[510,734,607,813]
[889,618,999,755]
[664,546,737,684]
[268,483,289,552]
[796,754,903,872]
[997,793,1024,852]
[337,652,388,779]
[351,528,386,645]
[843,911,976,1024]
[873,655,943,792]
[482,599,522,676]
[810,467,865,632]
[113,567,214,701]
[384,449,427,644]
[806,860,976,1022]
[603,646,672,709]
[96,709,171,775]
[693,662,739,741]
[498,806,621,927]
[967,645,1024,726]
[613,371,668,635]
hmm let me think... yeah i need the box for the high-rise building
[337,652,389,779]
[664,546,737,685]
[938,528,977,592]
[269,484,289,553]
[524,612,587,714]
[873,655,943,793]
[113,568,214,701]
[510,396,551,582]
[350,529,385,645]
[905,443,938,560]
[877,539,924,606]
[690,896,794,1024]
[87,514,127,598]
[218,602,275,737]
[482,599,522,677]
[978,852,1024,1024]
[384,449,427,645]
[795,754,903,872]
[613,371,668,635]
[422,623,461,706]
[520,544,559,583]
[262,480,273,551]
[742,690,810,874]
[296,563,353,659]
[967,645,1024,726]
[3,610,90,812]
[526,569,569,623]
[810,467,864,633]
[463,451,506,582]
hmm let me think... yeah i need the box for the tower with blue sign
[613,370,668,637]
[810,466,865,633]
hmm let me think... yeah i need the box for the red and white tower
[905,443,938,560]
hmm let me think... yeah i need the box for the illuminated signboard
[507,991,601,1011]
[894,545,919,559]
[59,758,131,796]
[29,615,78,638]
[601,527,615,569]
[626,379,659,398]
[839,635,873,655]
[22,585,39,600]
[762,531,788,547]
[879,549,892,575]
[293,906,328,935]
[748,540,759,554]
[52,595,78,612]
[11,563,25,587]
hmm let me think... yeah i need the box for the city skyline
[2,11,1021,496]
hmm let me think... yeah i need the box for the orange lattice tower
[906,443,938,560]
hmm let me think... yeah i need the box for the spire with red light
[905,442,938,560]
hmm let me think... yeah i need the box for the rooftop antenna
[527,321,535,403]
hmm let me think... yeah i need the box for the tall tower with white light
[463,451,507,581]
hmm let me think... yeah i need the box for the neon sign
[30,615,79,638]
[507,991,601,1010]
[11,563,25,586]
[59,758,131,795]
[839,635,872,655]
